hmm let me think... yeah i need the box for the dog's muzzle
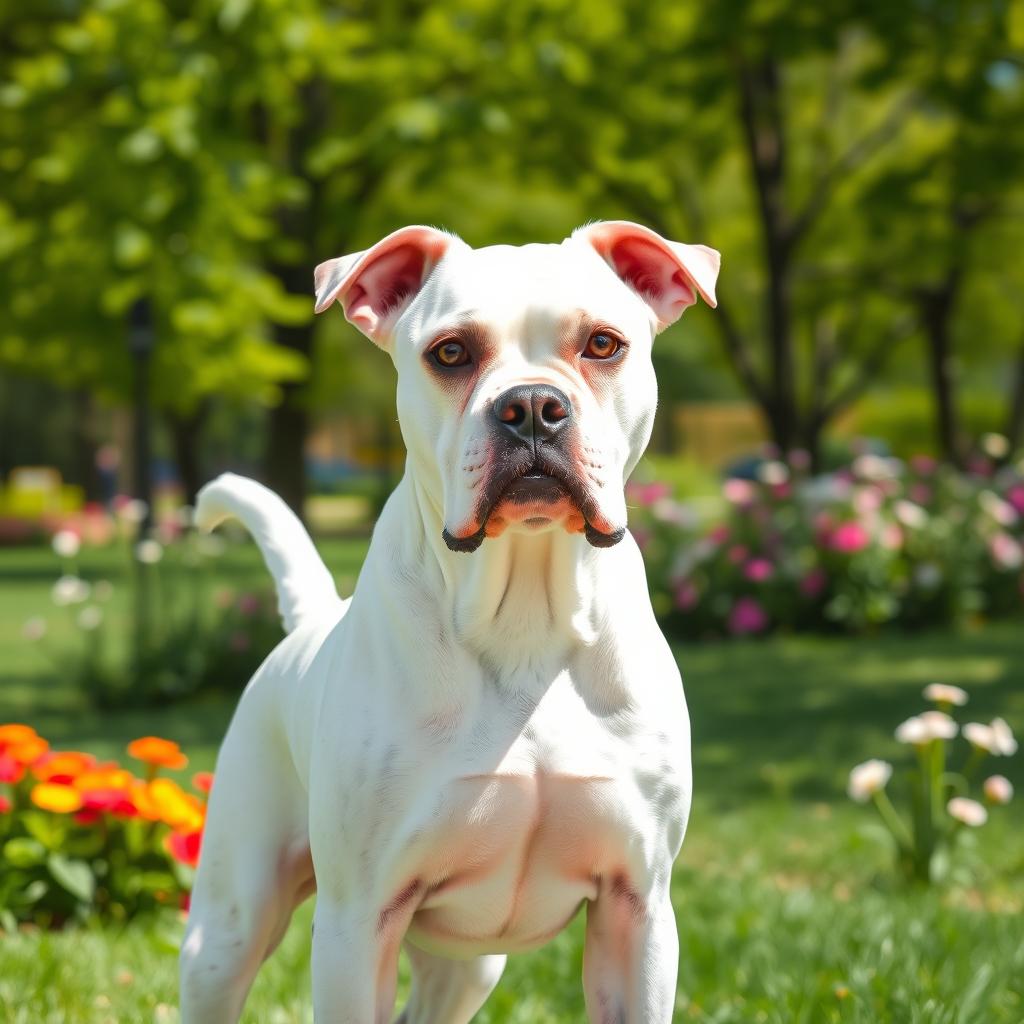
[442,384,626,554]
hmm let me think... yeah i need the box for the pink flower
[880,523,903,551]
[989,532,1023,571]
[743,558,774,582]
[854,487,883,515]
[829,521,870,554]
[770,482,792,500]
[727,544,749,565]
[910,455,938,476]
[626,481,671,507]
[728,597,769,635]
[1007,485,1024,515]
[723,479,756,506]
[708,524,730,544]
[237,593,262,617]
[799,568,827,598]
[909,483,932,505]
[674,581,700,611]
[787,449,812,472]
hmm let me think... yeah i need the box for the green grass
[1,541,1023,1022]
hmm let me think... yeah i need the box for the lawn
[1,540,1023,1022]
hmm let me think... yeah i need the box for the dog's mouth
[442,456,625,554]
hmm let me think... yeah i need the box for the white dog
[182,221,719,1023]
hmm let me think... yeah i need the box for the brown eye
[431,340,471,368]
[583,332,622,360]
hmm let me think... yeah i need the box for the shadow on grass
[682,624,1024,809]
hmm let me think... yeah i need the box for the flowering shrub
[0,723,209,929]
[846,685,1016,883]
[632,446,1024,636]
[26,504,282,707]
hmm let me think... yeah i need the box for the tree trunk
[166,402,209,506]
[737,57,797,455]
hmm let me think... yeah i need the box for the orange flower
[192,771,214,795]
[32,751,97,784]
[127,737,188,770]
[74,766,135,794]
[31,782,84,813]
[5,735,49,766]
[0,723,39,748]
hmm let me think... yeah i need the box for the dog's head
[314,222,719,553]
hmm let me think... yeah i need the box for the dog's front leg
[582,875,678,1024]
[311,897,407,1024]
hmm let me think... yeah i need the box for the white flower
[983,775,1014,805]
[22,617,47,641]
[847,759,893,802]
[135,539,164,564]
[981,432,1010,459]
[894,500,928,529]
[979,490,1018,527]
[947,797,988,827]
[758,460,789,486]
[77,605,103,631]
[923,683,968,707]
[93,580,113,602]
[964,718,1018,756]
[51,530,81,559]
[118,499,149,524]
[895,711,957,745]
[52,575,90,606]
[990,718,1018,756]
[852,454,899,481]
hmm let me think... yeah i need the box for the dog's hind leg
[179,705,312,1024]
[395,945,506,1024]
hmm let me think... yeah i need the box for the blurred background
[2,2,1024,1021]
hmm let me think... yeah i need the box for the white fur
[181,222,719,1024]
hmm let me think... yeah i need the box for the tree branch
[788,91,918,246]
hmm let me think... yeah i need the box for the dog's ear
[573,221,720,330]
[313,226,458,346]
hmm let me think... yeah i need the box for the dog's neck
[365,469,614,668]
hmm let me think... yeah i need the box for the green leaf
[3,837,46,868]
[46,853,95,904]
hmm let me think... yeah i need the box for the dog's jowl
[181,221,720,1024]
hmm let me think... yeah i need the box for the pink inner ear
[608,237,696,324]
[345,244,429,337]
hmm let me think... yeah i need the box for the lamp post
[129,297,155,537]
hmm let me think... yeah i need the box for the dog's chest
[397,672,684,957]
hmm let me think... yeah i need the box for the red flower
[0,795,12,814]
[191,771,214,795]
[0,753,24,784]
[165,829,203,869]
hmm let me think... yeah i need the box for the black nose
[492,384,573,445]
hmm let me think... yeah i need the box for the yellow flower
[31,783,84,814]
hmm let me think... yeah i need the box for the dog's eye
[582,332,622,360]
[431,341,471,368]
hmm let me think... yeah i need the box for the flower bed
[632,449,1024,636]
[0,724,208,929]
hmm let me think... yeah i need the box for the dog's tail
[194,473,344,634]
